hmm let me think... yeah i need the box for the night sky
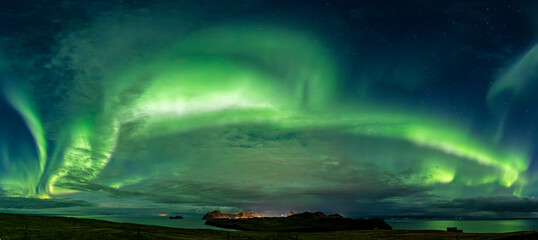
[1,0,538,218]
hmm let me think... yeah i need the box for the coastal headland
[204,211,392,231]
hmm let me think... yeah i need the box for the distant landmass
[284,211,294,217]
[204,211,392,231]
[202,210,261,220]
[287,211,344,219]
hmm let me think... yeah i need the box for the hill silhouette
[205,211,392,232]
[202,210,261,220]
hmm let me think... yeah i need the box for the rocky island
[204,211,392,232]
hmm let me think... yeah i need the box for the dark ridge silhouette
[205,211,392,232]
[202,210,261,220]
[328,214,344,218]
[287,211,344,219]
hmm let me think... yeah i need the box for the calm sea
[387,219,538,233]
[66,216,235,231]
[67,216,538,233]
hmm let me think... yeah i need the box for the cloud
[438,196,538,213]
[101,157,430,215]
[54,176,141,199]
[77,124,517,216]
[0,196,93,209]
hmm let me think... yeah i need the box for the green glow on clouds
[1,85,47,197]
[0,23,531,211]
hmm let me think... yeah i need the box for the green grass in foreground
[0,213,537,240]
[205,217,391,231]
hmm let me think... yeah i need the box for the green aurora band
[1,82,48,197]
[1,25,530,202]
[487,43,538,106]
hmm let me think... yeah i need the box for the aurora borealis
[2,0,538,218]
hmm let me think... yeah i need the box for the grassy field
[0,213,537,239]
[205,217,392,231]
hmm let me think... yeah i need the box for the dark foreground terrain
[205,213,391,231]
[1,213,537,239]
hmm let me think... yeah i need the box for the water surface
[387,219,538,233]
[67,216,538,233]
[67,215,234,231]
